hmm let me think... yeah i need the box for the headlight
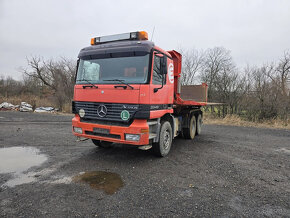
[125,134,140,141]
[73,127,83,134]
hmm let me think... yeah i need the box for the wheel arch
[154,113,174,142]
[194,109,203,119]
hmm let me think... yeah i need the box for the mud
[73,171,124,194]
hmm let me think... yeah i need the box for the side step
[147,121,158,126]
[149,133,157,139]
[138,145,152,150]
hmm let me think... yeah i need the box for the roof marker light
[90,38,95,45]
[138,31,148,40]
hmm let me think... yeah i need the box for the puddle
[0,146,47,187]
[73,171,124,195]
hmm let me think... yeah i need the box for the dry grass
[61,102,72,113]
[203,113,290,130]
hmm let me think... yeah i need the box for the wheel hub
[163,130,170,150]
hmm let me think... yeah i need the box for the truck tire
[183,115,196,139]
[152,121,172,157]
[92,139,113,148]
[196,114,202,135]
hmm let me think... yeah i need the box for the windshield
[76,54,150,84]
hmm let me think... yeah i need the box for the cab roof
[78,40,155,59]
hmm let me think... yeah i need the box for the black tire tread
[152,121,172,157]
[182,115,196,140]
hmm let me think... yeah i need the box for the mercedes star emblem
[97,105,107,117]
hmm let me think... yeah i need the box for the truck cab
[72,31,207,157]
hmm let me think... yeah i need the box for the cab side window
[152,54,166,85]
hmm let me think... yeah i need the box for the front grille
[85,131,121,139]
[73,101,139,122]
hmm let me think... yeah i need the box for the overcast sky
[0,0,290,79]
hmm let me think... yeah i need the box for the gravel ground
[0,111,289,217]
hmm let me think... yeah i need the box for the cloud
[0,0,290,79]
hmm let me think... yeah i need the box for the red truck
[72,31,207,157]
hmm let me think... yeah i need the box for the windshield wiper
[103,79,134,89]
[76,79,98,89]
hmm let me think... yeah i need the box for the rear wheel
[196,114,202,135]
[92,139,113,148]
[183,115,196,139]
[152,121,172,157]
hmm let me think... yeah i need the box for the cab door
[149,51,174,107]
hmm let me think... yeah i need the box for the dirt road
[0,111,289,217]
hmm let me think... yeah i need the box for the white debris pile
[0,102,19,110]
[19,102,33,112]
[34,107,55,113]
[0,101,57,113]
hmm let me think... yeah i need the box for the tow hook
[76,136,89,142]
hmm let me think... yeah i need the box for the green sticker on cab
[121,110,130,121]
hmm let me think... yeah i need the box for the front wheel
[92,139,113,148]
[152,121,173,157]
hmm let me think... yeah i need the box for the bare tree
[0,76,23,98]
[240,64,283,121]
[198,47,238,116]
[200,47,235,102]
[180,48,204,85]
[268,52,290,96]
[23,56,76,110]
[266,51,290,120]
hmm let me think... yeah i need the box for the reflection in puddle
[73,171,124,195]
[0,147,47,187]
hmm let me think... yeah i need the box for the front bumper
[72,115,149,145]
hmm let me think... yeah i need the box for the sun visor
[78,41,154,59]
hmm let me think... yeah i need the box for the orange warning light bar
[90,31,148,45]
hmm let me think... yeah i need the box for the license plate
[93,127,110,135]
